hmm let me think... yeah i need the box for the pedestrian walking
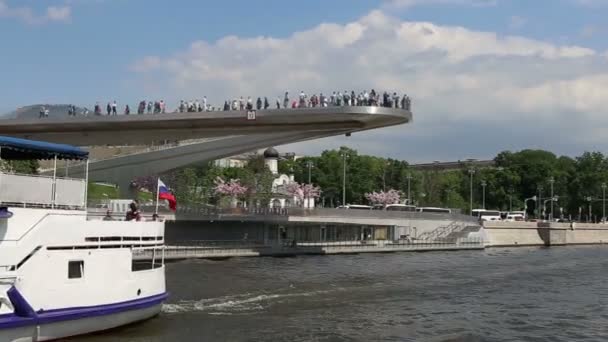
[111,101,117,115]
[283,92,289,109]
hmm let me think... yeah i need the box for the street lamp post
[341,153,348,206]
[481,180,487,209]
[537,186,543,219]
[549,177,555,221]
[602,183,607,222]
[524,196,537,221]
[406,173,413,205]
[306,160,313,185]
[585,196,592,223]
[382,161,390,191]
[468,169,475,215]
[543,197,557,221]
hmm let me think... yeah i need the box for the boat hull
[0,293,167,342]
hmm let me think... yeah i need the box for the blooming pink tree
[286,182,321,208]
[214,177,248,207]
[365,189,402,206]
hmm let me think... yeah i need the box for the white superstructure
[0,137,167,341]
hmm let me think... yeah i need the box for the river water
[77,246,606,341]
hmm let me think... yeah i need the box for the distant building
[213,154,252,168]
[264,147,314,209]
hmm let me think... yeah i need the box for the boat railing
[0,171,86,210]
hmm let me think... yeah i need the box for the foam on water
[162,288,345,315]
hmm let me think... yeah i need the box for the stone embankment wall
[484,222,608,247]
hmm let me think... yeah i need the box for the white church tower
[263,147,279,175]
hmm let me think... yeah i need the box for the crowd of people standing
[220,90,411,111]
[38,90,411,118]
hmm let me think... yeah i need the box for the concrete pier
[483,221,608,247]
[136,240,485,261]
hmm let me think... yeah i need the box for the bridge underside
[68,129,353,192]
[18,106,412,194]
[0,106,411,146]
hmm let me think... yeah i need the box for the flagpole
[155,178,160,214]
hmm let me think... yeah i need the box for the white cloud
[131,9,608,161]
[46,6,71,22]
[385,0,497,9]
[508,16,526,30]
[0,0,71,24]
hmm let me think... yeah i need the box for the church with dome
[263,147,314,209]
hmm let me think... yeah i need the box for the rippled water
[75,246,607,341]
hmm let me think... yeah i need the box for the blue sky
[1,0,608,161]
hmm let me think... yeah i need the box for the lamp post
[549,177,555,221]
[341,154,347,206]
[524,196,537,221]
[537,185,543,219]
[406,173,413,205]
[602,183,606,222]
[481,180,487,209]
[468,169,475,215]
[306,160,313,185]
[382,161,390,191]
[543,197,557,221]
[585,196,592,223]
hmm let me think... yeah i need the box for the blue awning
[0,136,89,160]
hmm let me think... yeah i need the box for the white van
[416,207,451,214]
[337,204,372,210]
[505,211,525,221]
[472,209,502,221]
[385,204,417,212]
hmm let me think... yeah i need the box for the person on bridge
[124,105,130,115]
[276,96,281,109]
[256,97,262,110]
[283,92,289,109]
[147,101,153,114]
[264,97,270,109]
[111,101,118,115]
[298,91,306,108]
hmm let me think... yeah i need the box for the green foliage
[0,160,39,174]
[159,147,608,220]
[88,183,120,200]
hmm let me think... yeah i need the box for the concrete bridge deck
[0,106,411,146]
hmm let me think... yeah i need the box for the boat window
[68,260,84,279]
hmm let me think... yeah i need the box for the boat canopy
[0,136,88,161]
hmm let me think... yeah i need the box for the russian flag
[158,179,177,211]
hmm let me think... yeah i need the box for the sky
[1,0,608,162]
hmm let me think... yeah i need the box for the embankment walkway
[135,240,484,261]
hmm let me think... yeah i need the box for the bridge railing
[174,205,478,222]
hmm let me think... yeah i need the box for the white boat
[0,136,167,341]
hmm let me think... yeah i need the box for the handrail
[173,205,478,222]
